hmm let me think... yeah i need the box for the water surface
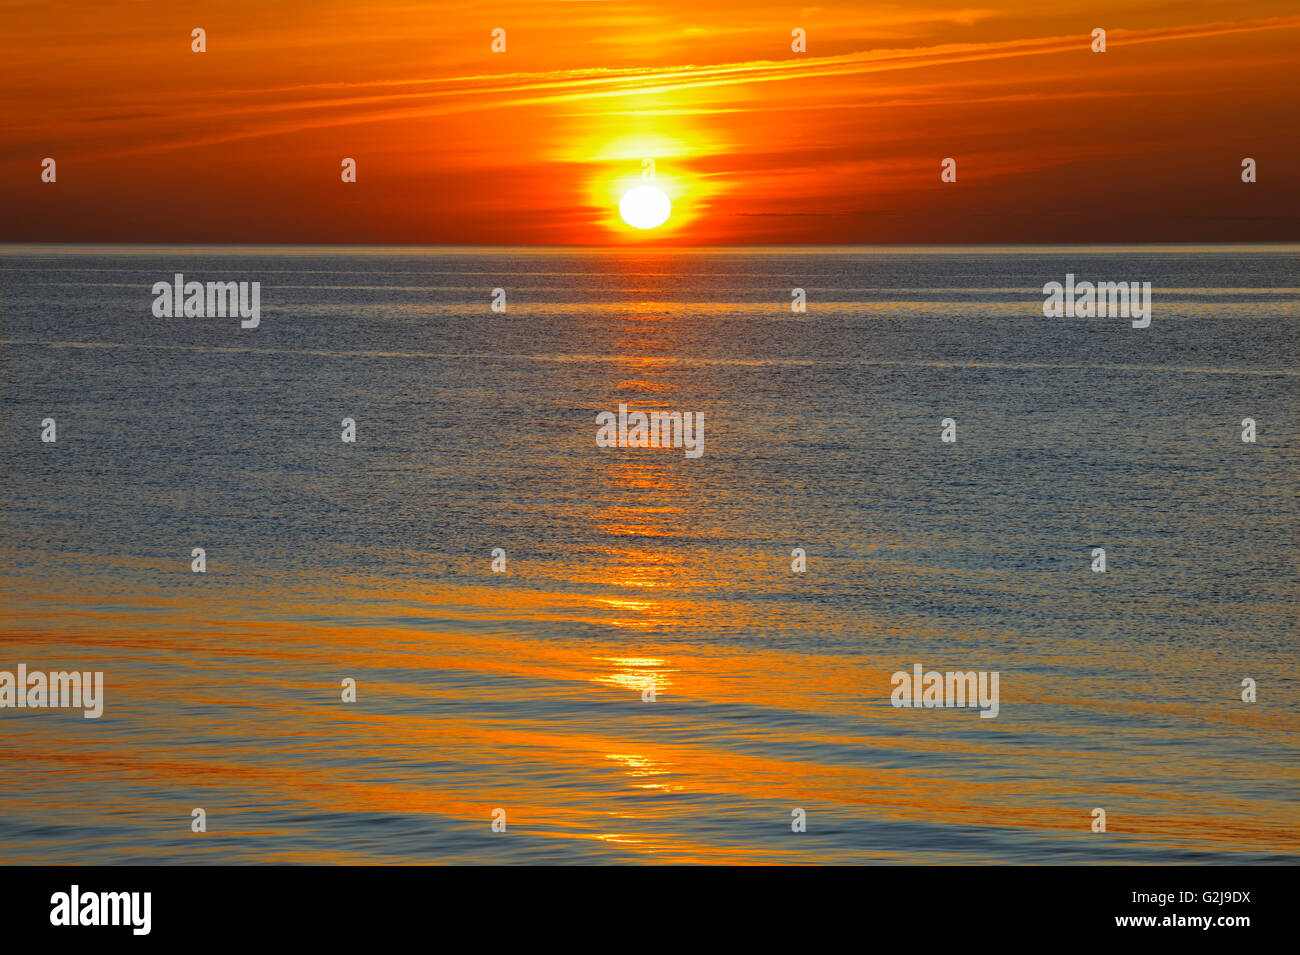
[1,245,1297,863]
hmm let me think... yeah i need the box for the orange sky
[2,0,1297,244]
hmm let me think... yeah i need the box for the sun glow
[619,185,672,230]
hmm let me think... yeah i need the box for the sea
[1,244,1296,863]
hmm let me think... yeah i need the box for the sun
[619,184,671,230]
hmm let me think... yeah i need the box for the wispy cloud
[69,15,1300,159]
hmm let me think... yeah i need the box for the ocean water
[0,245,1296,864]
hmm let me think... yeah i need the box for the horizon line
[3,241,1299,254]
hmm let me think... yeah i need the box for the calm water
[1,245,1297,864]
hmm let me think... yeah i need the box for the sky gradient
[2,0,1298,244]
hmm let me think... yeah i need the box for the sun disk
[619,185,671,230]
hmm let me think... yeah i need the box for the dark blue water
[1,245,1296,863]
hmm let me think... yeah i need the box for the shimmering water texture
[1,246,1297,864]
